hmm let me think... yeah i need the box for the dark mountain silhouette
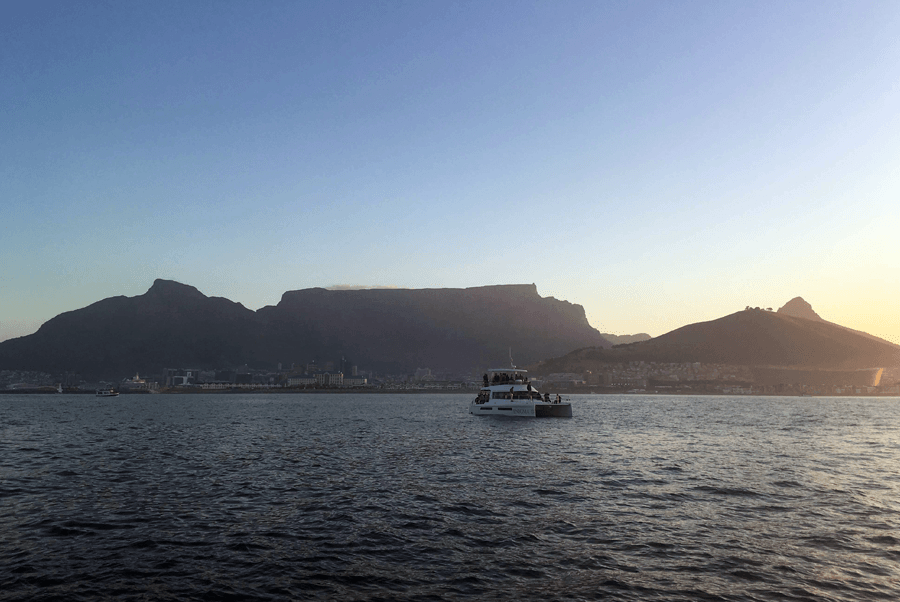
[0,280,608,379]
[0,280,261,379]
[600,333,652,345]
[635,308,898,367]
[535,307,900,374]
[776,296,899,350]
[257,284,608,374]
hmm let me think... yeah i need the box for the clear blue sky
[2,1,899,344]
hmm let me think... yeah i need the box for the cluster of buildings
[0,362,480,393]
[163,364,367,389]
[0,370,59,391]
[537,362,900,396]
[160,362,486,390]
[156,361,496,391]
[540,362,753,390]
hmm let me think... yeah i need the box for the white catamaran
[469,368,572,417]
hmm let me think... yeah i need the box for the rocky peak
[144,279,207,301]
[777,297,822,321]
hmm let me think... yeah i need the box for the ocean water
[1,393,899,601]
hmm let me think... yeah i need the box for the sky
[2,1,899,345]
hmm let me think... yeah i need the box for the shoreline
[3,388,899,398]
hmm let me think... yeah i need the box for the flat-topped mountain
[257,283,608,374]
[536,305,900,375]
[0,280,608,379]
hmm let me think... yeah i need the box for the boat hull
[535,403,572,418]
[469,402,572,417]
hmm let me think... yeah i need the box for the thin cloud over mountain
[326,285,409,291]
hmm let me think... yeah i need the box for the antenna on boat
[509,347,515,369]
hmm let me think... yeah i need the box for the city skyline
[3,1,899,345]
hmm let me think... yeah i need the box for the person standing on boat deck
[555,394,561,404]
[510,386,514,399]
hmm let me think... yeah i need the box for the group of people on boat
[475,369,564,405]
[484,372,528,385]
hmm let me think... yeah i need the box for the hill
[535,307,900,375]
[0,280,608,379]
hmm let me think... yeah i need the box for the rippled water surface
[2,393,900,601]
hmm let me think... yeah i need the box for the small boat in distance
[470,368,572,417]
[96,388,119,397]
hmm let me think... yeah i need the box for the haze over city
[2,1,898,344]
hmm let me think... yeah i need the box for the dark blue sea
[2,393,899,601]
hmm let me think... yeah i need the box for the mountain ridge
[0,281,609,379]
[534,304,900,376]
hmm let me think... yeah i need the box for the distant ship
[96,388,119,397]
[470,368,572,417]
[120,372,154,393]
